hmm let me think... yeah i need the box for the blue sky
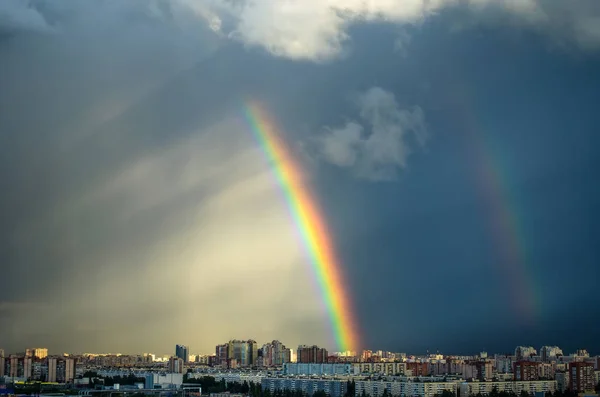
[0,0,599,355]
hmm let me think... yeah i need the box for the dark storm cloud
[1,0,599,355]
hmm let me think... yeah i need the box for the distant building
[169,357,184,374]
[262,377,348,397]
[216,345,228,366]
[47,357,57,382]
[176,345,189,363]
[515,347,537,360]
[357,379,459,397]
[284,363,353,375]
[540,346,563,362]
[222,340,258,366]
[406,362,429,377]
[515,361,540,381]
[25,348,48,359]
[569,362,595,392]
[297,345,328,363]
[261,341,291,366]
[459,380,556,396]
[65,358,75,383]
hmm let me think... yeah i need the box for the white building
[540,347,563,362]
[459,380,556,396]
[356,380,458,397]
[515,347,537,360]
[353,363,407,376]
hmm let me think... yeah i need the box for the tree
[242,381,250,394]
[490,386,499,397]
[441,390,455,397]
[520,391,530,397]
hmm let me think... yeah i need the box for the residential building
[515,361,540,381]
[459,380,556,396]
[406,362,429,377]
[224,340,258,366]
[356,379,458,397]
[216,344,228,366]
[23,357,32,380]
[176,345,189,363]
[540,346,563,362]
[297,345,328,364]
[25,348,48,359]
[284,363,353,375]
[169,357,184,374]
[47,357,57,382]
[65,358,75,383]
[262,340,292,366]
[569,362,595,392]
[353,362,407,376]
[515,347,537,360]
[262,377,348,397]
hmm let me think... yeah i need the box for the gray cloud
[191,0,600,61]
[0,1,51,34]
[0,0,330,354]
[316,87,427,181]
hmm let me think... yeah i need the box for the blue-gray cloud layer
[1,0,599,355]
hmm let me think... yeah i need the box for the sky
[0,0,599,356]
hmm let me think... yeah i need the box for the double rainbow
[242,101,359,352]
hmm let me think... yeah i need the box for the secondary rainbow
[242,100,359,352]
[445,79,540,324]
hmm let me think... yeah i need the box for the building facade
[176,345,189,363]
[569,362,595,392]
[297,345,328,364]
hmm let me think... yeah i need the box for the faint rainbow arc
[447,81,539,323]
[241,101,359,352]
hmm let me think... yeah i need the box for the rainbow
[242,101,359,352]
[445,80,539,324]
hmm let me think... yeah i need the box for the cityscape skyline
[1,344,597,360]
[1,342,599,396]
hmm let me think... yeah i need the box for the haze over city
[1,0,599,357]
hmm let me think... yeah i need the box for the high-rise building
[168,357,184,374]
[569,362,595,392]
[175,345,189,363]
[540,346,563,362]
[0,349,5,358]
[297,345,328,363]
[262,341,292,366]
[33,348,48,359]
[216,344,228,366]
[515,346,537,360]
[9,356,18,377]
[515,361,540,381]
[225,340,258,366]
[0,357,4,377]
[23,357,32,380]
[64,358,75,383]
[47,357,57,382]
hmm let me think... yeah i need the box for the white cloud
[316,87,427,181]
[189,0,600,61]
